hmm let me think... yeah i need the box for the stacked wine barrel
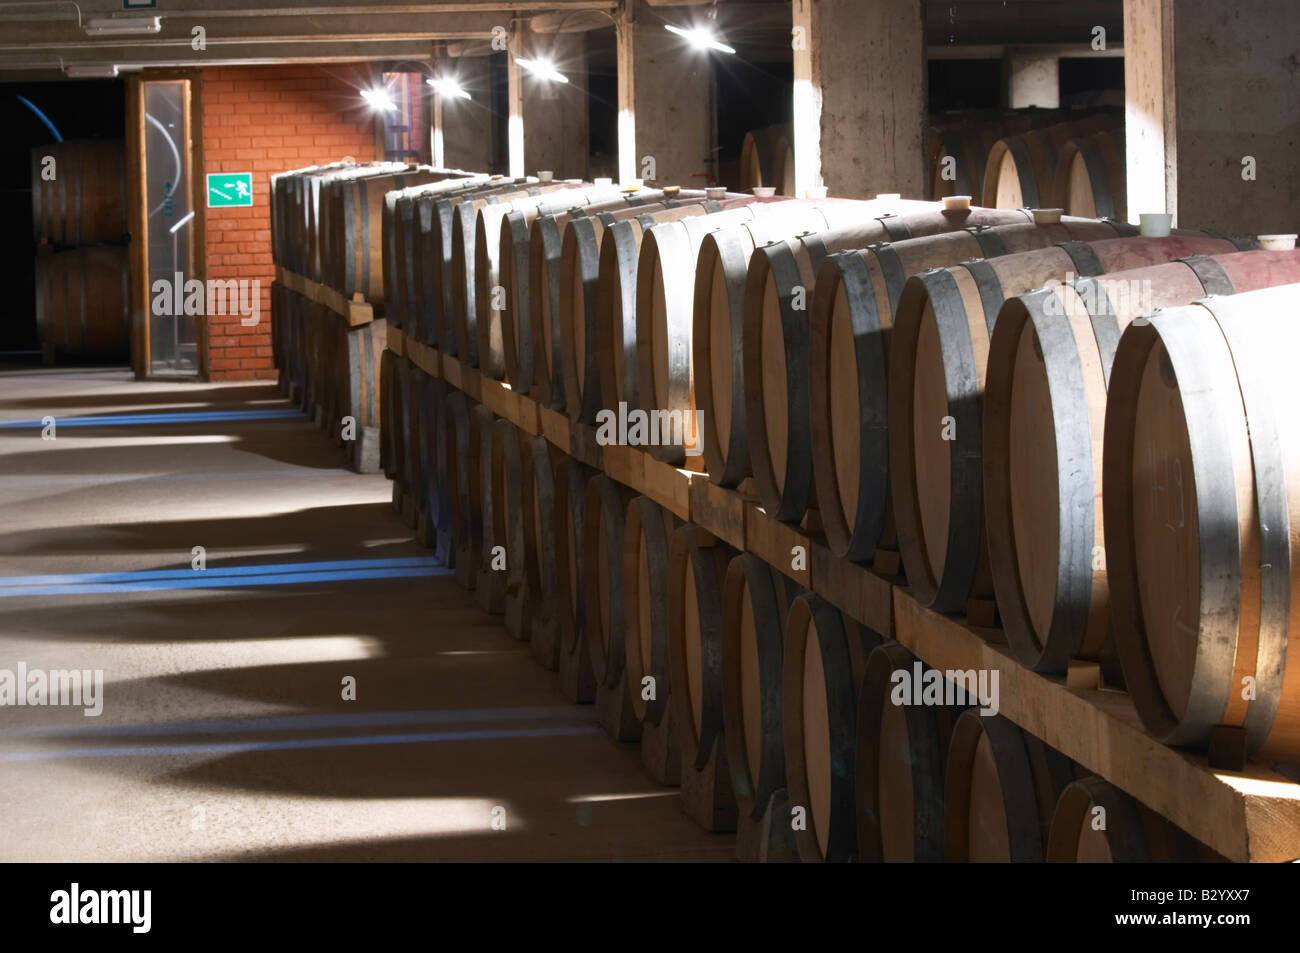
[344,142,1265,861]
[977,113,1127,217]
[268,161,471,471]
[925,108,1118,204]
[30,139,130,364]
[739,124,795,197]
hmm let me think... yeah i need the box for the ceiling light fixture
[361,87,397,112]
[515,57,569,84]
[84,16,162,37]
[65,64,120,78]
[426,77,471,100]
[665,23,735,54]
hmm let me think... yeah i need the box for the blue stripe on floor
[0,409,305,429]
[0,724,600,762]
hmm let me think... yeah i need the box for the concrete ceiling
[0,0,1122,79]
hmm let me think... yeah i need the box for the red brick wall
[201,65,378,380]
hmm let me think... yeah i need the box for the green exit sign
[207,173,253,208]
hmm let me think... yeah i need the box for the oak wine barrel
[474,404,506,613]
[427,375,456,566]
[555,455,600,702]
[981,114,1119,210]
[693,197,889,486]
[631,200,794,464]
[720,552,802,822]
[944,710,1076,862]
[501,188,687,394]
[1046,776,1222,862]
[624,496,679,737]
[745,204,1029,523]
[383,176,487,344]
[444,390,483,591]
[450,182,576,367]
[1103,282,1300,759]
[596,203,735,415]
[668,524,739,828]
[522,436,562,669]
[783,592,882,862]
[34,245,129,362]
[30,140,127,247]
[889,233,1239,613]
[984,249,1300,673]
[856,642,964,862]
[583,476,638,713]
[1053,129,1126,220]
[491,418,532,639]
[739,123,794,196]
[323,164,444,299]
[559,196,752,424]
[475,184,617,380]
[424,177,524,355]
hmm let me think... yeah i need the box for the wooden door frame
[126,69,208,379]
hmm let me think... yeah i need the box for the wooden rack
[387,324,1300,863]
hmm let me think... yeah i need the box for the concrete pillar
[791,0,927,200]
[621,0,713,189]
[1124,0,1300,233]
[522,32,590,180]
[440,55,494,174]
[1006,49,1060,109]
[507,26,525,178]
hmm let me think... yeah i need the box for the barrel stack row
[350,157,1277,858]
[30,139,130,364]
[268,161,473,469]
[927,109,1126,220]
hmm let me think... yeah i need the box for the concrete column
[1006,49,1060,108]
[440,55,494,174]
[792,0,927,200]
[624,1,713,188]
[522,32,590,179]
[616,2,637,185]
[507,26,525,178]
[1124,0,1300,233]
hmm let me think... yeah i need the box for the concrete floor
[0,368,732,862]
